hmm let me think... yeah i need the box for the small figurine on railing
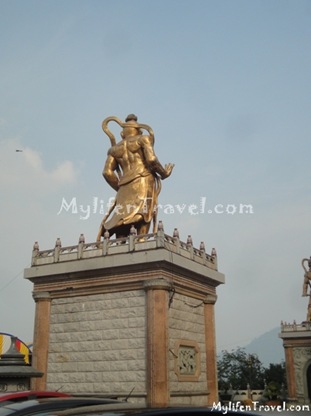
[97,114,174,241]
[199,241,205,253]
[55,238,62,248]
[186,235,193,248]
[78,234,85,244]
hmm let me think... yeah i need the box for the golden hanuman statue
[97,114,174,240]
[302,257,311,297]
[302,257,311,321]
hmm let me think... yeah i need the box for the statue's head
[121,114,142,138]
[125,114,138,123]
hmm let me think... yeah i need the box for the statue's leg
[136,221,151,236]
[96,224,104,242]
[303,276,309,296]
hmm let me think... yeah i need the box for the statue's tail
[96,199,116,241]
[152,176,162,233]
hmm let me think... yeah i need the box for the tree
[262,362,287,400]
[217,347,265,390]
[263,362,287,388]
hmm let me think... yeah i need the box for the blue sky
[1,0,311,360]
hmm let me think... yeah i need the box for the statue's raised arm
[97,114,174,241]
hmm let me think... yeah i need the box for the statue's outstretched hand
[163,163,174,179]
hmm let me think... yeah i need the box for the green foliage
[263,381,282,400]
[217,347,277,390]
[263,362,287,388]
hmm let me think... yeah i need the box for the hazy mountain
[244,327,284,367]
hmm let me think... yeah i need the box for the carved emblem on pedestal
[174,340,201,381]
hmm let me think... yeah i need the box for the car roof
[0,392,70,403]
[0,397,122,416]
[51,402,145,416]
[51,403,261,416]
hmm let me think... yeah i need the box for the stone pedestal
[24,230,224,407]
[279,321,311,404]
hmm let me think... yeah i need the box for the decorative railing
[280,320,311,332]
[31,222,217,270]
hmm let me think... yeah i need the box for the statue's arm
[103,154,119,191]
[141,136,174,179]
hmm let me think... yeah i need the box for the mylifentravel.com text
[57,197,254,220]
[212,401,310,414]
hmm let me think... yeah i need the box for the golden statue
[302,257,311,297]
[302,257,311,321]
[97,114,174,240]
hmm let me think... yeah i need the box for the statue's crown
[125,114,138,123]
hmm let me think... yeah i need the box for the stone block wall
[280,322,311,403]
[168,293,207,405]
[47,291,146,398]
[45,290,210,405]
[293,347,311,402]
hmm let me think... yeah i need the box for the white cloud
[23,147,43,171]
[0,138,78,191]
[50,160,76,184]
[0,138,82,342]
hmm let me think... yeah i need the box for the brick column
[284,345,297,402]
[204,294,218,405]
[31,292,51,390]
[144,279,171,407]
